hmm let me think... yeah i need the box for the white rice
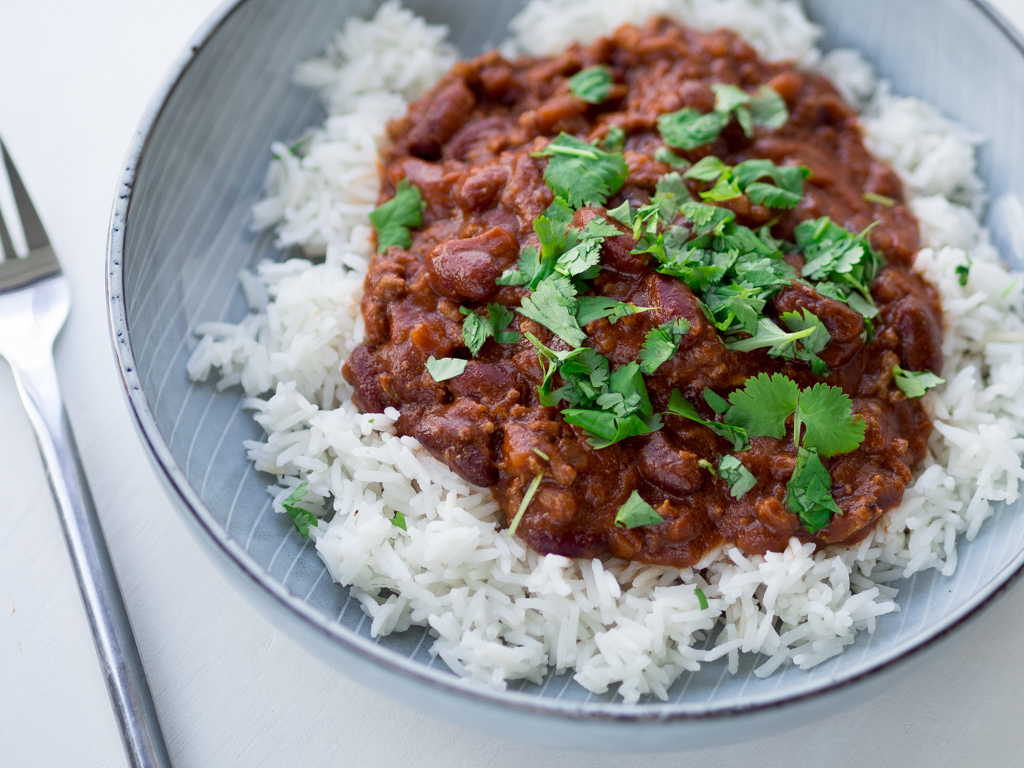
[186,0,1024,702]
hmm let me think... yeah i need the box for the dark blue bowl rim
[105,0,1024,723]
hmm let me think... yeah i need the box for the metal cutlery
[0,138,171,768]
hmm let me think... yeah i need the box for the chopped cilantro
[956,254,972,287]
[658,85,788,150]
[683,155,807,209]
[786,448,842,533]
[614,490,664,529]
[368,178,425,253]
[795,217,882,309]
[667,389,749,451]
[719,455,757,498]
[425,356,468,382]
[507,472,544,536]
[283,483,318,539]
[892,365,945,398]
[639,317,692,374]
[390,511,407,531]
[535,133,628,208]
[694,587,710,611]
[569,65,614,104]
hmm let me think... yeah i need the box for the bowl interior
[114,0,1024,724]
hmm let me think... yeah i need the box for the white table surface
[4,1,1024,765]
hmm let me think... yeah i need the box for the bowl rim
[106,0,1024,723]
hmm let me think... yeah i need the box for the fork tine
[0,191,15,260]
[0,139,49,250]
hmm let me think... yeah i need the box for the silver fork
[0,140,171,768]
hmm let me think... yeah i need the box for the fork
[0,140,172,768]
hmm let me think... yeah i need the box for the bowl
[107,0,1024,751]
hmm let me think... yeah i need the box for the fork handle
[11,352,172,768]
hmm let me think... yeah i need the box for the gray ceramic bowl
[107,0,1024,751]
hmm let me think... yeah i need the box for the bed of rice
[186,0,1024,702]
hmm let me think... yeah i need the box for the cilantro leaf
[684,156,730,182]
[892,365,945,398]
[655,146,691,169]
[658,108,729,150]
[703,387,729,414]
[680,201,736,235]
[496,246,541,287]
[425,356,468,382]
[614,490,664,529]
[712,84,751,115]
[667,390,749,450]
[461,308,490,355]
[795,383,866,457]
[719,455,757,498]
[283,483,318,538]
[747,86,789,129]
[786,448,842,533]
[518,278,586,347]
[535,133,628,208]
[556,216,622,278]
[780,308,831,375]
[576,296,648,326]
[490,304,520,344]
[569,65,614,104]
[461,304,519,355]
[602,125,626,152]
[639,317,692,374]
[659,85,788,151]
[655,172,692,211]
[562,409,662,449]
[746,182,801,209]
[725,372,799,439]
[390,511,407,531]
[369,179,425,253]
[607,201,634,229]
[700,176,743,202]
[723,317,815,357]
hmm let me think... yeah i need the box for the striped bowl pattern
[107,0,1024,750]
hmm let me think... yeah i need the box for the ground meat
[342,18,942,567]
